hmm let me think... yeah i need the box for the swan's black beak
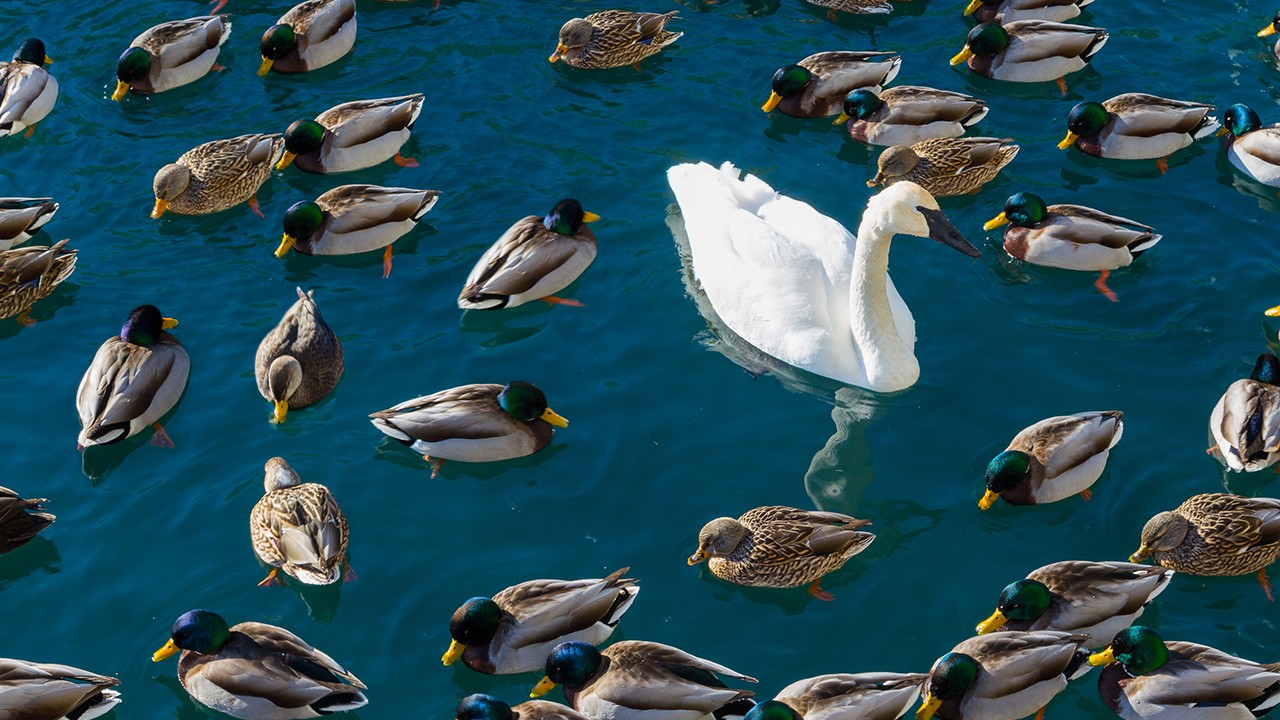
[917,206,980,257]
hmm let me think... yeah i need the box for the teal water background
[3,0,1280,717]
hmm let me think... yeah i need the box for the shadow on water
[80,398,188,484]
[259,561,345,625]
[0,536,60,591]
[370,436,567,481]
[459,303,554,349]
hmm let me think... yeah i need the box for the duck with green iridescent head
[1208,353,1280,473]
[762,51,901,118]
[1088,626,1280,720]
[833,86,987,147]
[1217,103,1280,188]
[0,38,57,138]
[278,94,423,173]
[153,609,367,720]
[963,0,1094,23]
[979,411,1122,510]
[0,658,119,720]
[112,15,230,101]
[1058,94,1219,172]
[747,673,926,720]
[459,693,590,720]
[949,21,1106,94]
[258,0,356,76]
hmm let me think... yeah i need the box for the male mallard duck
[259,0,356,75]
[459,694,590,720]
[0,487,53,554]
[1208,353,1280,473]
[0,38,57,138]
[76,305,189,449]
[1218,103,1280,188]
[530,640,757,720]
[0,658,120,720]
[762,51,901,118]
[0,239,75,325]
[950,21,1107,94]
[548,11,681,70]
[974,561,1173,648]
[113,15,231,101]
[151,133,283,218]
[1058,93,1219,173]
[687,505,875,601]
[979,410,1123,509]
[1131,492,1280,601]
[370,381,568,477]
[745,673,926,720]
[1088,626,1280,720]
[250,457,350,587]
[984,193,1160,302]
[868,137,1018,197]
[273,185,439,279]
[153,609,367,720]
[1259,14,1280,60]
[963,0,1095,23]
[917,631,1091,720]
[802,0,893,20]
[278,94,424,173]
[255,287,343,424]
[458,199,600,310]
[833,86,988,147]
[442,568,639,675]
[0,197,58,250]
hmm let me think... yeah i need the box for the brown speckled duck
[249,457,350,587]
[868,137,1018,196]
[548,11,681,70]
[151,133,283,218]
[803,0,895,20]
[0,239,75,325]
[0,487,54,554]
[254,288,343,424]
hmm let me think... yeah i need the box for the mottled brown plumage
[803,0,894,15]
[548,11,681,69]
[249,457,349,586]
[869,137,1018,196]
[255,287,343,424]
[1132,493,1280,578]
[151,133,283,216]
[0,239,75,323]
[0,487,53,554]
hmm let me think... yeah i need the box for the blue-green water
[3,0,1280,717]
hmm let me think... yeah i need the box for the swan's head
[867,182,980,258]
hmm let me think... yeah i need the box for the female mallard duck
[802,0,893,20]
[259,0,356,75]
[745,673,926,720]
[530,640,757,720]
[0,197,58,250]
[151,133,283,218]
[255,288,343,424]
[1259,14,1280,60]
[974,561,1173,648]
[0,486,54,554]
[76,305,189,449]
[250,457,350,587]
[917,631,1091,720]
[369,381,568,477]
[984,192,1161,302]
[1089,626,1280,720]
[1058,94,1219,173]
[458,199,600,310]
[1131,492,1280,601]
[112,15,231,101]
[0,239,76,325]
[963,0,1095,23]
[833,86,988,146]
[979,411,1123,509]
[0,658,120,719]
[153,609,367,720]
[278,94,424,173]
[458,694,591,720]
[950,21,1107,94]
[0,38,57,138]
[687,505,875,601]
[1218,103,1280,188]
[868,137,1018,197]
[761,51,901,118]
[1208,353,1280,473]
[548,11,681,70]
[442,568,639,675]
[273,185,440,279]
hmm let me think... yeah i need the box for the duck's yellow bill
[687,549,708,565]
[975,609,1007,634]
[152,638,180,662]
[442,639,465,666]
[162,317,179,329]
[1129,545,1150,563]
[949,47,974,66]
[1057,131,1079,150]
[1265,304,1280,317]
[1088,647,1117,666]
[257,56,274,76]
[916,695,942,720]
[275,151,297,171]
[582,211,601,223]
[761,92,783,113]
[1216,127,1230,137]
[530,676,557,698]
[1260,25,1277,37]
[151,199,168,218]
[111,80,130,102]
[43,55,53,65]
[273,400,289,424]
[978,489,1000,510]
[832,112,852,126]
[541,407,569,428]
[983,212,1010,231]
[275,234,297,258]
[548,44,567,63]
[963,0,982,14]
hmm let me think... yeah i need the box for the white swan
[666,161,978,393]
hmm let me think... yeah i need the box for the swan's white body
[667,161,971,393]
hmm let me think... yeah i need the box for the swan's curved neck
[850,211,915,388]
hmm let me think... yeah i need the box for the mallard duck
[868,137,1018,197]
[530,640,757,720]
[979,411,1123,509]
[0,658,120,720]
[273,185,440,279]
[984,193,1160,302]
[255,287,343,424]
[151,133,283,218]
[1058,94,1219,172]
[1131,492,1280,601]
[1088,626,1280,720]
[0,486,53,554]
[0,197,58,250]
[250,457,350,587]
[1259,14,1280,60]
[833,86,988,147]
[745,673,926,720]
[1208,353,1280,473]
[974,561,1173,648]
[113,15,231,101]
[152,609,367,720]
[687,505,875,601]
[950,21,1107,93]
[0,239,76,325]
[761,51,901,118]
[76,305,189,449]
[442,567,639,674]
[917,631,1091,720]
[458,199,600,310]
[802,0,894,20]
[0,38,57,138]
[548,11,681,70]
[278,94,424,173]
[459,694,591,720]
[1218,103,1280,188]
[370,381,568,477]
[259,0,357,75]
[964,0,1095,23]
